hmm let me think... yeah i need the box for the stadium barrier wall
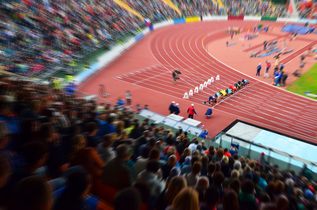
[228,15,244,20]
[203,16,228,21]
[261,16,277,21]
[276,17,298,22]
[244,16,262,21]
[185,16,200,23]
[296,19,317,24]
[173,18,186,24]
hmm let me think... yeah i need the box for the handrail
[218,132,317,167]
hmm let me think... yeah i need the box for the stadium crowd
[0,0,144,77]
[0,74,316,210]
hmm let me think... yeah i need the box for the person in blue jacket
[169,101,175,114]
[256,63,262,76]
[174,103,180,115]
[205,108,213,118]
[275,70,284,86]
[200,129,209,138]
[242,79,249,85]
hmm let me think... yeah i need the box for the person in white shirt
[136,160,165,198]
[97,134,116,163]
[188,140,199,153]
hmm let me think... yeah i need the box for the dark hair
[229,178,241,195]
[146,160,160,173]
[86,122,98,133]
[191,162,202,175]
[213,172,225,187]
[22,141,48,167]
[233,154,239,160]
[40,122,54,140]
[114,188,142,210]
[222,190,239,210]
[202,156,209,164]
[241,179,255,194]
[205,186,220,206]
[102,134,113,147]
[207,163,216,175]
[258,192,271,203]
[191,155,200,165]
[12,175,51,210]
[149,148,161,160]
[148,137,157,147]
[54,170,89,210]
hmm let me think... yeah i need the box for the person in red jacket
[187,104,197,119]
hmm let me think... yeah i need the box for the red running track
[79,21,317,143]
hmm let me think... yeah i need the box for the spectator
[161,155,177,180]
[155,176,187,210]
[222,190,239,210]
[201,140,207,151]
[135,160,165,198]
[171,187,199,210]
[200,186,220,210]
[114,187,142,210]
[229,178,241,195]
[239,179,259,210]
[201,156,209,176]
[70,134,104,179]
[135,130,150,156]
[213,172,225,200]
[85,122,100,148]
[188,139,199,153]
[97,134,116,163]
[185,162,202,187]
[195,176,209,202]
[224,169,239,188]
[141,137,157,158]
[258,152,266,165]
[129,123,142,139]
[134,148,161,178]
[176,137,189,156]
[54,170,91,210]
[214,148,224,162]
[181,155,199,175]
[101,144,132,190]
[165,133,174,146]
[12,175,53,210]
[113,130,129,149]
[166,167,181,186]
[8,141,48,189]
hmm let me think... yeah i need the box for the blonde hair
[167,133,174,139]
[171,187,199,210]
[72,135,86,153]
[115,121,124,134]
[165,176,187,205]
[182,148,191,157]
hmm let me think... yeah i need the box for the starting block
[204,82,208,88]
[211,77,214,82]
[183,92,189,99]
[207,79,211,85]
[216,75,220,80]
[194,86,199,93]
[199,84,204,90]
[189,89,193,96]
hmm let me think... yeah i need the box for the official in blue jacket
[256,63,262,76]
[174,103,180,115]
[169,101,175,114]
[205,108,213,118]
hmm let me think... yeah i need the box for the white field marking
[282,41,317,65]
[115,68,317,142]
[151,29,199,87]
[216,100,317,139]
[202,31,317,102]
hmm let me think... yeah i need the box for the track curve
[150,21,317,142]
